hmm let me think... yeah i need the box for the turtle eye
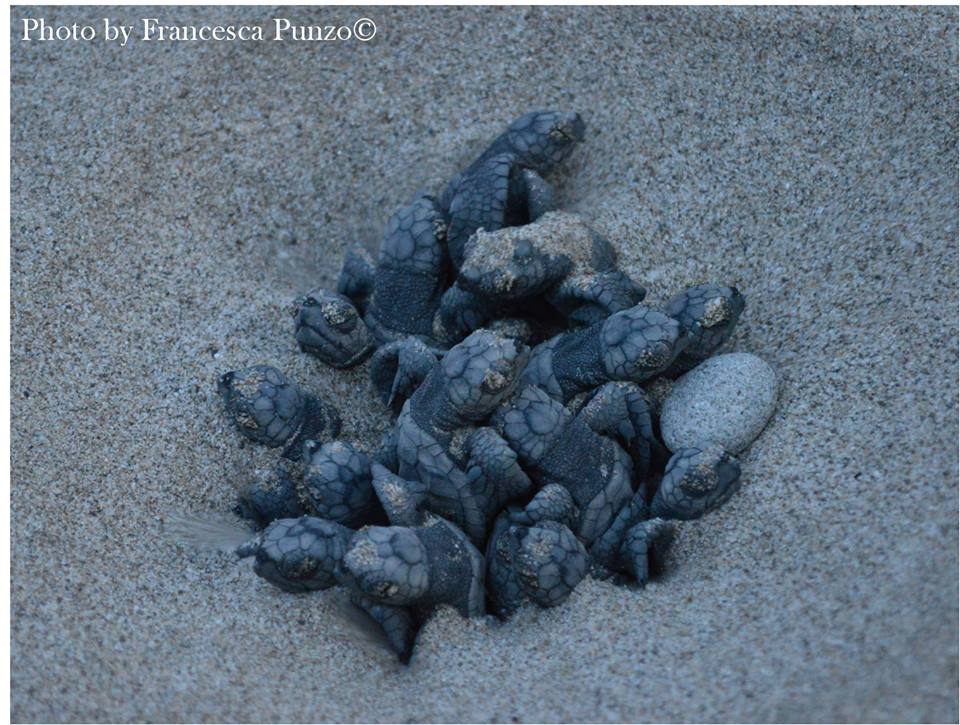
[302,296,318,307]
[322,302,358,331]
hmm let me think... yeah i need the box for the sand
[11,6,958,723]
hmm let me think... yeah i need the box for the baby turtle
[486,484,588,617]
[520,303,689,404]
[383,330,535,544]
[235,515,354,593]
[440,110,586,269]
[217,365,341,460]
[437,212,646,342]
[491,382,655,544]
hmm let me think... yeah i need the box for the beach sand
[11,6,958,722]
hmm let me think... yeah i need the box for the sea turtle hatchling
[490,382,657,545]
[217,364,341,460]
[436,211,647,343]
[373,330,539,545]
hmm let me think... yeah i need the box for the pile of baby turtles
[211,111,778,662]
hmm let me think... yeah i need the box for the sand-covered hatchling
[193,111,784,665]
[437,211,646,342]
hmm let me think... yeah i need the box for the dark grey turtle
[491,382,655,544]
[295,195,450,371]
[301,440,384,528]
[486,485,587,618]
[292,288,375,369]
[384,330,536,544]
[663,284,746,375]
[235,515,353,593]
[440,110,586,269]
[519,303,690,404]
[217,365,341,460]
[338,515,486,619]
[436,212,646,343]
[650,444,742,520]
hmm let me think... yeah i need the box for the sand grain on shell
[11,6,958,723]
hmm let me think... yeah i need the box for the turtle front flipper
[463,426,536,531]
[370,464,429,527]
[574,381,657,481]
[515,168,557,221]
[620,518,674,585]
[553,270,647,326]
[588,487,649,579]
[507,483,577,529]
[348,593,419,664]
[445,152,514,269]
[369,337,441,413]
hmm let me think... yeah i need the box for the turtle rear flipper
[347,593,419,664]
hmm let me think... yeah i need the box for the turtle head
[600,304,688,383]
[664,284,746,361]
[293,288,374,368]
[503,110,586,173]
[340,526,430,605]
[217,364,305,447]
[459,232,571,300]
[441,330,529,420]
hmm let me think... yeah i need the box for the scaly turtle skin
[217,365,341,460]
[491,384,654,544]
[385,330,535,544]
[339,515,486,619]
[301,440,384,528]
[663,284,746,375]
[486,485,587,618]
[520,303,690,404]
[650,444,742,520]
[235,515,353,593]
[438,212,646,342]
[440,110,586,269]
